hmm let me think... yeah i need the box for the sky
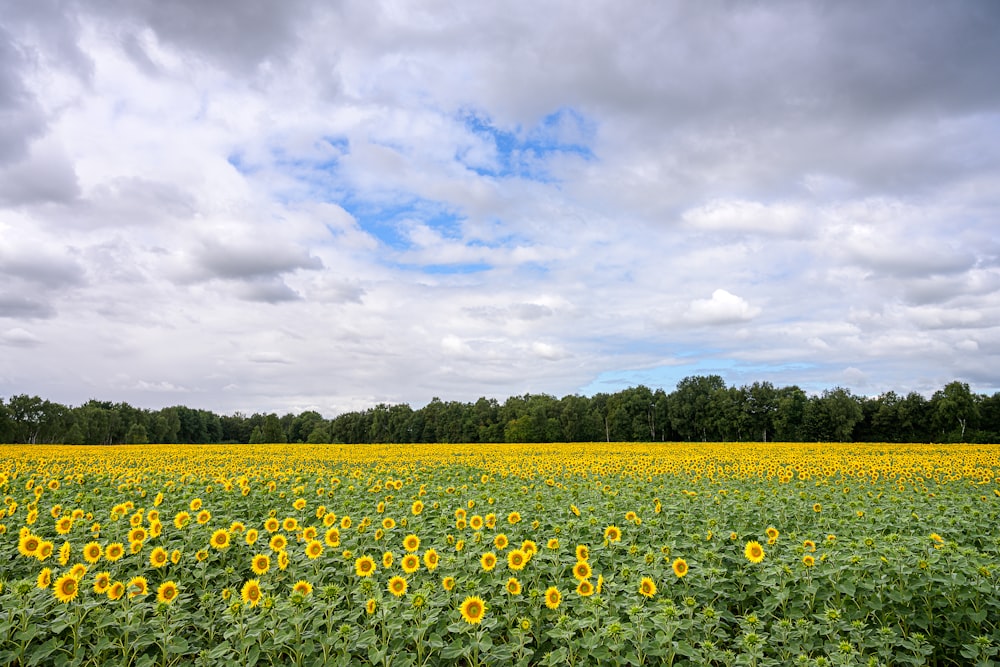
[1,1,999,417]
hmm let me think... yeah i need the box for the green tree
[261,414,287,443]
[931,381,979,441]
[124,423,150,444]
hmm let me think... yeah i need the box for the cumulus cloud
[685,290,762,326]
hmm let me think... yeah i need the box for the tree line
[1,377,996,445]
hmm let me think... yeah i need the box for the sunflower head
[459,596,487,624]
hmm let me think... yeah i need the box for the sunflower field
[1,442,999,667]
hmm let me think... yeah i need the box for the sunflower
[455,518,467,530]
[70,563,87,579]
[128,576,148,598]
[244,528,259,546]
[366,598,377,615]
[36,567,53,589]
[604,525,622,542]
[56,517,73,535]
[744,541,765,564]
[401,553,420,574]
[547,538,560,550]
[469,515,483,530]
[241,579,262,607]
[575,544,590,561]
[442,576,456,591]
[130,541,143,555]
[459,596,487,624]
[278,551,290,570]
[305,540,324,560]
[301,525,318,541]
[18,533,41,558]
[196,510,211,525]
[387,576,408,597]
[128,527,147,543]
[381,517,396,530]
[195,549,209,562]
[506,577,522,595]
[507,512,521,525]
[264,517,280,533]
[521,540,538,558]
[494,533,509,550]
[577,579,595,597]
[251,553,270,575]
[765,526,779,542]
[340,516,352,530]
[507,549,528,571]
[92,571,111,594]
[423,549,439,571]
[293,580,312,596]
[355,555,376,577]
[802,554,815,567]
[411,500,424,515]
[53,573,79,603]
[480,552,497,572]
[37,540,54,561]
[403,534,420,552]
[572,560,592,580]
[150,547,169,568]
[293,498,307,511]
[157,581,179,604]
[189,498,202,511]
[282,517,298,532]
[210,529,230,550]
[269,534,288,552]
[813,503,822,513]
[105,542,124,561]
[382,551,394,568]
[544,586,561,610]
[324,527,341,547]
[672,558,689,578]
[77,541,101,565]
[803,539,816,552]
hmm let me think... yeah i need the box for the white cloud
[685,290,762,326]
[1,2,999,413]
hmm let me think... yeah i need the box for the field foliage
[1,442,999,666]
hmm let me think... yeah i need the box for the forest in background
[2,377,997,445]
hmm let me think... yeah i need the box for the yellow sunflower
[572,560,592,581]
[442,576,456,591]
[304,540,324,560]
[107,581,125,601]
[507,549,528,571]
[577,579,595,597]
[744,541,765,564]
[403,534,420,552]
[127,576,148,598]
[82,541,102,564]
[423,549,439,571]
[459,596,487,625]
[156,581,179,604]
[92,571,111,594]
[241,579,262,607]
[494,533,509,550]
[672,558,689,578]
[480,552,497,572]
[251,553,270,576]
[292,580,312,596]
[105,542,124,562]
[506,577,522,595]
[36,567,53,589]
[387,575,408,597]
[544,586,561,610]
[355,555,376,577]
[639,577,657,598]
[53,573,79,603]
[401,553,420,574]
[604,525,622,542]
[210,529,230,550]
[269,534,288,552]
[150,547,169,568]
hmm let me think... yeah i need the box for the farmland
[1,442,998,666]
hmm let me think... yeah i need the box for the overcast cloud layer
[2,1,999,416]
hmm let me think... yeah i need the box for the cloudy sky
[2,1,999,416]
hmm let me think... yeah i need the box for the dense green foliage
[1,378,997,445]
